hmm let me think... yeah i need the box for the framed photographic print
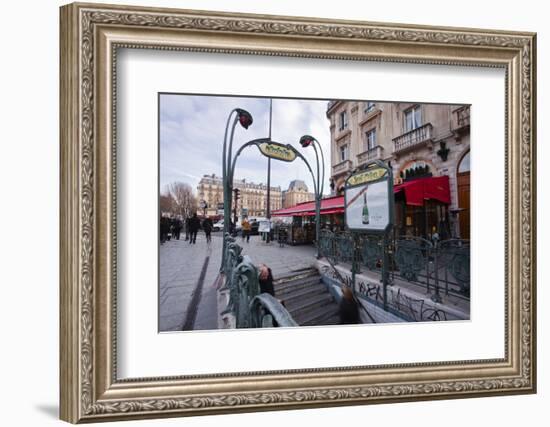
[60,2,536,423]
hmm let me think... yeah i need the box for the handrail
[250,294,298,327]
[221,239,298,328]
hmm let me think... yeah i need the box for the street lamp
[236,108,253,129]
[298,135,325,259]
[221,108,253,271]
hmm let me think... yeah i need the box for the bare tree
[168,182,198,220]
[159,191,174,214]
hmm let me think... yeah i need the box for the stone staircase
[273,268,340,326]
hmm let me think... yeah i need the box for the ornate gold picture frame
[60,2,536,423]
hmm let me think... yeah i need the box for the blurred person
[188,213,201,244]
[339,285,360,324]
[160,216,170,244]
[258,264,275,296]
[172,218,183,240]
[241,216,251,243]
[202,216,213,243]
[185,216,191,241]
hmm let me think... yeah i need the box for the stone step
[275,282,326,302]
[302,313,341,327]
[273,269,319,287]
[271,268,342,327]
[285,292,335,318]
[274,267,317,278]
[295,304,341,326]
[274,276,322,296]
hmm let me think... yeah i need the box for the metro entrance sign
[344,159,394,311]
[344,160,394,233]
[257,141,297,162]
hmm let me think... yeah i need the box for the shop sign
[258,220,271,232]
[344,161,393,233]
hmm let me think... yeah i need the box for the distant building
[197,174,282,218]
[326,100,470,239]
[282,180,315,208]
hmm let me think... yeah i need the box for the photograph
[57,2,536,422]
[158,94,471,331]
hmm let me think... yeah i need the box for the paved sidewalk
[238,235,317,278]
[159,233,222,331]
[159,232,317,332]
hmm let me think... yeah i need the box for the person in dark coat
[185,216,191,241]
[339,285,360,324]
[160,216,171,244]
[202,217,213,243]
[188,213,201,244]
[258,264,275,296]
[172,218,183,240]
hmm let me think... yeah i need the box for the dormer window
[364,101,375,113]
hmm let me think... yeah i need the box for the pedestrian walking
[188,213,201,244]
[241,216,251,243]
[202,216,213,243]
[160,216,171,244]
[172,218,183,240]
[339,285,360,324]
[185,216,191,241]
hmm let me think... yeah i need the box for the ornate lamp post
[221,108,253,271]
[299,135,325,258]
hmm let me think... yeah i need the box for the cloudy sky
[159,94,332,197]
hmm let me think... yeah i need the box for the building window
[400,160,432,181]
[404,106,422,132]
[339,110,348,131]
[364,101,375,114]
[365,128,376,150]
[339,144,349,162]
[458,151,470,173]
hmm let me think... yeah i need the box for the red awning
[272,176,451,216]
[393,175,451,206]
[271,195,344,217]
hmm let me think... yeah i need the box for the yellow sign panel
[347,167,387,186]
[258,142,296,162]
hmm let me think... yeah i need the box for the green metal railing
[221,234,297,328]
[319,230,470,299]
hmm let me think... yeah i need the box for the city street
[159,232,317,331]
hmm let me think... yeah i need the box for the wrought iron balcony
[332,159,353,175]
[357,146,383,164]
[392,123,433,154]
[452,105,470,133]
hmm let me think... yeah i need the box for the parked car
[212,220,242,235]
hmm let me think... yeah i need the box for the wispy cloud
[160,94,331,196]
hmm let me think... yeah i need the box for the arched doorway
[457,150,470,239]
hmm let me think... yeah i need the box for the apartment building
[327,100,470,238]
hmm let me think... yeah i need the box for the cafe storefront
[271,195,346,244]
[393,175,452,240]
[272,175,452,242]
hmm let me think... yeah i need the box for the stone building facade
[326,100,470,238]
[197,174,282,218]
[282,180,315,208]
